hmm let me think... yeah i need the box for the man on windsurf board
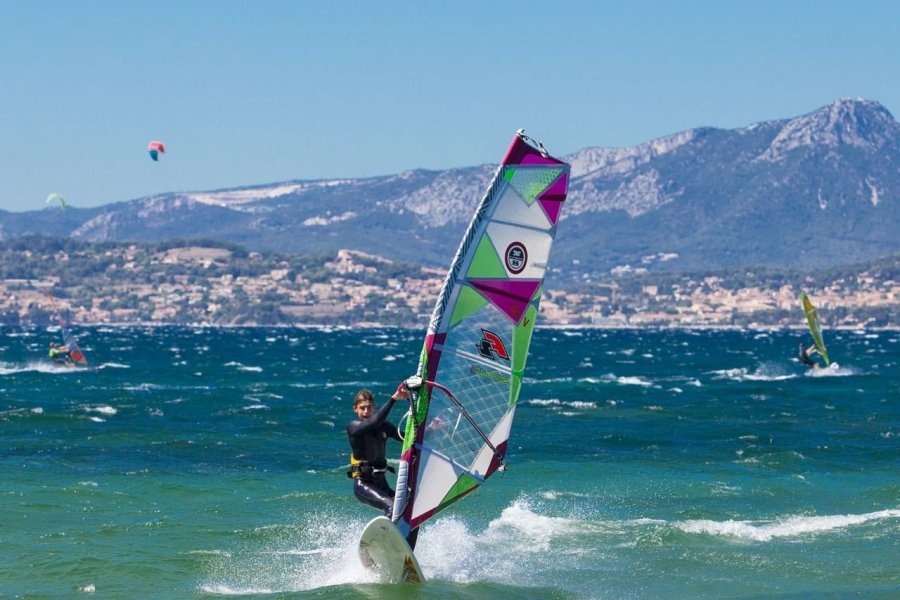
[48,341,73,366]
[346,384,419,549]
[798,342,822,369]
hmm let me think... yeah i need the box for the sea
[1,325,897,599]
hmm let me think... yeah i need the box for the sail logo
[469,364,510,385]
[476,329,509,361]
[505,242,528,274]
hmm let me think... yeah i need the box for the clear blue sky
[1,0,897,212]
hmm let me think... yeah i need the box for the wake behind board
[358,516,424,584]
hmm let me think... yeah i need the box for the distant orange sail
[148,140,166,161]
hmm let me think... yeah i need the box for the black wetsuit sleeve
[386,421,403,442]
[346,397,397,437]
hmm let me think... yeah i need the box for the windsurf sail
[799,291,829,366]
[390,130,569,536]
[48,293,88,365]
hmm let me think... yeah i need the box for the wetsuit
[346,396,403,515]
[346,391,421,550]
[799,344,818,368]
[48,346,69,364]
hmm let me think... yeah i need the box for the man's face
[354,401,375,420]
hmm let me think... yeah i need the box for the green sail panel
[800,291,831,365]
[512,304,537,374]
[466,235,507,279]
[436,472,481,513]
[449,284,489,329]
[510,303,537,406]
[507,167,564,205]
[509,372,522,408]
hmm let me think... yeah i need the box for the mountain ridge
[2,98,897,279]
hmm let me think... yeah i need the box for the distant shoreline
[11,322,898,332]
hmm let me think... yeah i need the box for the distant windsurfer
[798,342,822,369]
[346,384,419,549]
[48,341,71,365]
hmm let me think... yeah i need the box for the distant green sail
[800,291,830,366]
[45,192,66,210]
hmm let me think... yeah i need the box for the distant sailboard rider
[798,342,822,369]
[798,291,831,370]
[48,341,72,365]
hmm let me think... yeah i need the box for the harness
[347,454,395,479]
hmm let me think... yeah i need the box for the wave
[225,361,263,372]
[0,406,44,418]
[0,361,83,375]
[525,399,598,410]
[415,503,575,584]
[523,376,574,384]
[807,363,860,377]
[710,364,797,382]
[675,509,900,542]
[291,380,379,390]
[196,494,900,595]
[199,499,592,593]
[579,373,655,387]
[198,514,378,594]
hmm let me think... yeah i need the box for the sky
[1,0,898,212]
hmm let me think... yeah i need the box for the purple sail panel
[539,171,568,226]
[501,135,566,167]
[468,278,542,324]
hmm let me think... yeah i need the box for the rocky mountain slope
[2,98,897,281]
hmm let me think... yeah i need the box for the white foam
[525,399,597,410]
[711,365,797,382]
[807,363,859,377]
[224,361,263,372]
[198,514,378,594]
[485,500,581,551]
[0,361,78,375]
[568,401,598,409]
[527,399,561,406]
[579,373,653,386]
[415,499,585,585]
[616,376,654,387]
[676,509,900,542]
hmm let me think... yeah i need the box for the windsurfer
[346,386,405,514]
[798,343,821,369]
[346,384,420,549]
[48,341,71,365]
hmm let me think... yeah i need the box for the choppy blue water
[1,326,897,599]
